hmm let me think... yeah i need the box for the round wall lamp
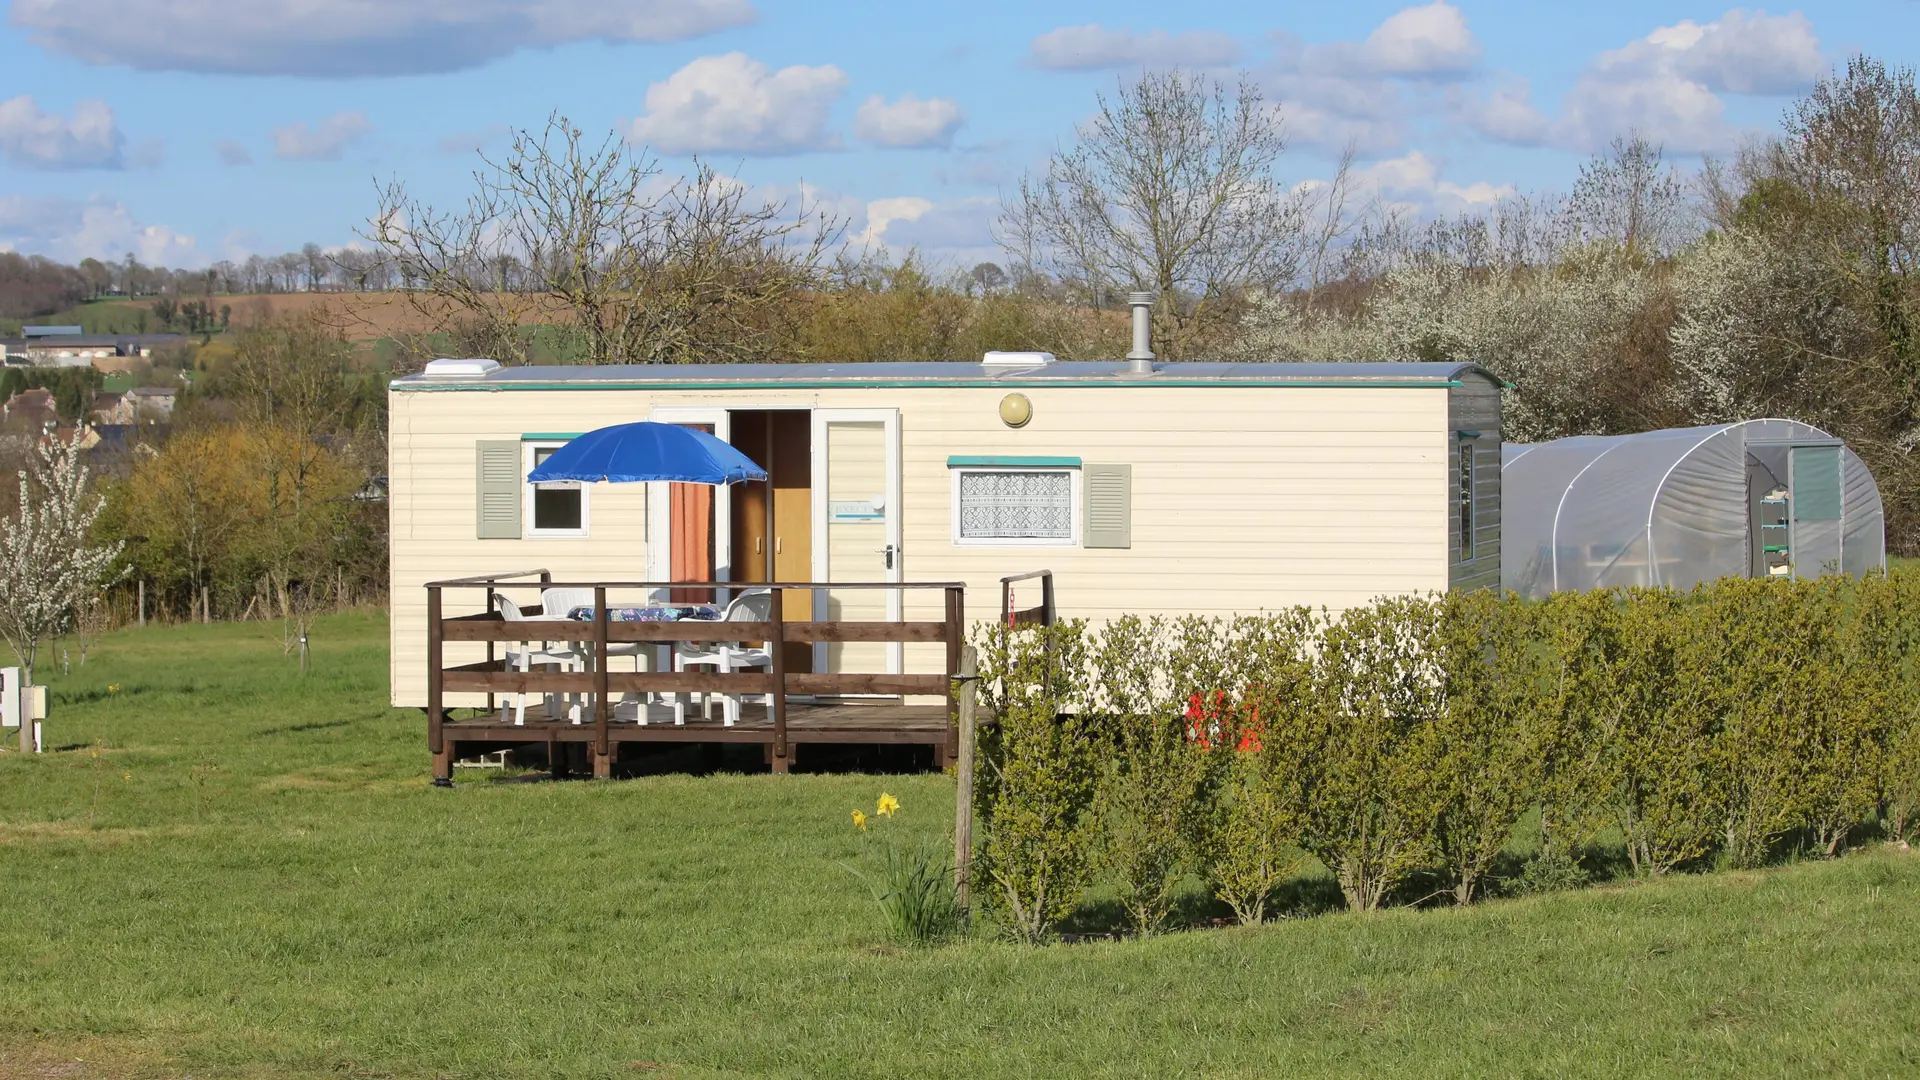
[999,392,1033,428]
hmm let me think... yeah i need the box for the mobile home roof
[391,360,1497,392]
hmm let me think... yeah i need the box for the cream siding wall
[390,382,1452,706]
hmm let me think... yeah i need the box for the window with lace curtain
[951,468,1078,546]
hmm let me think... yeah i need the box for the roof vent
[982,351,1055,368]
[1126,291,1156,375]
[422,358,502,378]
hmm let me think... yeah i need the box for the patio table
[566,604,722,622]
[562,604,725,719]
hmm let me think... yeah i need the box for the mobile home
[389,352,1503,713]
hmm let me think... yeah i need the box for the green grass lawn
[2,614,1917,1079]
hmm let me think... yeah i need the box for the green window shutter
[1084,464,1131,549]
[475,440,522,539]
[1792,446,1842,522]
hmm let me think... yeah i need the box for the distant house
[91,391,128,424]
[124,386,177,420]
[1,334,187,369]
[3,388,58,430]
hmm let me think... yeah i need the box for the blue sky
[0,1,1912,271]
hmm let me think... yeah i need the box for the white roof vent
[422,358,502,377]
[982,351,1055,368]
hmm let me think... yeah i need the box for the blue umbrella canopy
[526,421,768,485]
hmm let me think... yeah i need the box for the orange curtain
[669,482,713,603]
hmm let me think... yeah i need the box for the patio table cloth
[566,605,722,622]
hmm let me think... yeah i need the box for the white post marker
[1,667,19,731]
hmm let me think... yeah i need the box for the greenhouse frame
[1499,419,1885,599]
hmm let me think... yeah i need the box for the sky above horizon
[0,1,1913,273]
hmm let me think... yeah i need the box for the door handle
[875,544,895,570]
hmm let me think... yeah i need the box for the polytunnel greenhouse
[1499,419,1886,599]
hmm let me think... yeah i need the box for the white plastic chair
[495,594,585,725]
[672,590,774,726]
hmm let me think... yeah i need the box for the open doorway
[729,410,813,672]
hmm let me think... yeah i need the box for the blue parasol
[526,421,768,485]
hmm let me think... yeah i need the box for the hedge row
[970,573,1920,942]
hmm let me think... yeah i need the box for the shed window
[1458,442,1476,562]
[525,442,588,537]
[952,468,1077,545]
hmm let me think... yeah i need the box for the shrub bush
[973,621,1101,944]
[967,570,1920,937]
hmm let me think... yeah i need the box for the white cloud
[1025,24,1242,70]
[1266,71,1409,154]
[1615,10,1822,95]
[1360,2,1480,77]
[1353,150,1511,207]
[0,95,125,169]
[1296,151,1512,223]
[1261,4,1483,154]
[214,139,251,165]
[1465,10,1825,154]
[852,196,934,249]
[1453,79,1552,146]
[626,52,846,155]
[0,195,199,266]
[854,94,965,149]
[272,112,372,161]
[11,0,758,77]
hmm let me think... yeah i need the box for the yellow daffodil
[851,809,868,831]
[876,792,900,818]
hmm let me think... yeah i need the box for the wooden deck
[425,572,980,781]
[441,700,953,747]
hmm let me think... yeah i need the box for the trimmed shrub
[973,621,1101,944]
[1086,616,1215,936]
[1603,588,1721,876]
[1197,612,1319,924]
[1425,589,1549,904]
[1288,596,1447,912]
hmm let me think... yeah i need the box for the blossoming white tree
[0,430,124,684]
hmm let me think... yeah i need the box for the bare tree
[1300,142,1360,313]
[998,70,1306,356]
[0,430,124,684]
[1567,134,1691,259]
[366,113,843,370]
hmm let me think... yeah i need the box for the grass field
[1,614,1917,1079]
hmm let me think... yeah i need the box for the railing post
[944,586,963,766]
[769,588,789,772]
[427,585,449,786]
[484,584,497,716]
[954,644,977,913]
[593,585,611,778]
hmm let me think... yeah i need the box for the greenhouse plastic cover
[1500,420,1885,599]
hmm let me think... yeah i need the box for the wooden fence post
[427,586,449,786]
[593,585,611,779]
[954,644,977,912]
[769,588,789,773]
[137,580,145,628]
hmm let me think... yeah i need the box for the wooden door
[728,411,813,670]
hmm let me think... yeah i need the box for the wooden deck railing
[424,571,966,780]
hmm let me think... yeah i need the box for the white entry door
[811,409,902,675]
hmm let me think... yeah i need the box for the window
[952,468,1078,546]
[1458,442,1475,562]
[525,442,588,537]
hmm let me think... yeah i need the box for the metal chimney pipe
[1126,291,1156,373]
